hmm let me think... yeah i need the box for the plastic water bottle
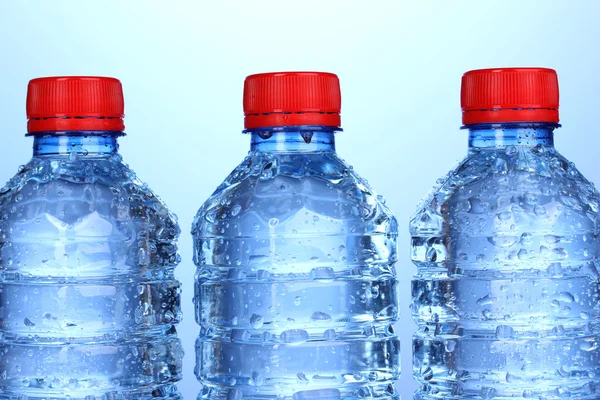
[192,72,400,399]
[0,77,183,399]
[411,68,600,399]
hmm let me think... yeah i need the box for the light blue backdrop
[1,1,599,398]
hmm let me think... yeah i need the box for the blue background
[1,1,599,398]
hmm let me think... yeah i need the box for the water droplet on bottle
[281,329,308,345]
[323,329,336,341]
[268,218,279,227]
[495,325,515,339]
[231,204,242,216]
[310,311,332,322]
[296,372,309,383]
[419,366,433,381]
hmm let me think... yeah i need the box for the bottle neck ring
[31,131,122,157]
[247,126,339,153]
[465,123,558,149]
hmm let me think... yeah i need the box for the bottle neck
[31,131,122,157]
[466,123,558,150]
[248,126,338,153]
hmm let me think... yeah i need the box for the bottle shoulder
[0,155,180,242]
[411,146,600,237]
[192,151,398,238]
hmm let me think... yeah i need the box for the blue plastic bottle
[411,68,600,399]
[0,77,183,399]
[192,72,400,399]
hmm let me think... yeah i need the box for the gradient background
[1,1,599,398]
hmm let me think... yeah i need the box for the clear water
[192,129,400,399]
[411,125,600,399]
[0,134,183,399]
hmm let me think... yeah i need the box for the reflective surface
[193,129,400,399]
[0,133,183,399]
[411,125,600,399]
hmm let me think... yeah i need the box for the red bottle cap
[461,68,559,125]
[27,76,125,133]
[243,72,341,130]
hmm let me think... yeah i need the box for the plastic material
[193,73,400,399]
[461,68,559,125]
[243,71,341,129]
[412,69,600,399]
[0,78,183,399]
[27,76,125,133]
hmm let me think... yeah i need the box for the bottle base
[198,383,400,399]
[0,384,182,400]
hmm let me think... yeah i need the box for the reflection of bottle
[412,68,600,399]
[0,77,183,399]
[193,72,400,399]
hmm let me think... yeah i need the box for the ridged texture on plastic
[27,76,125,133]
[243,72,341,129]
[461,68,559,125]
